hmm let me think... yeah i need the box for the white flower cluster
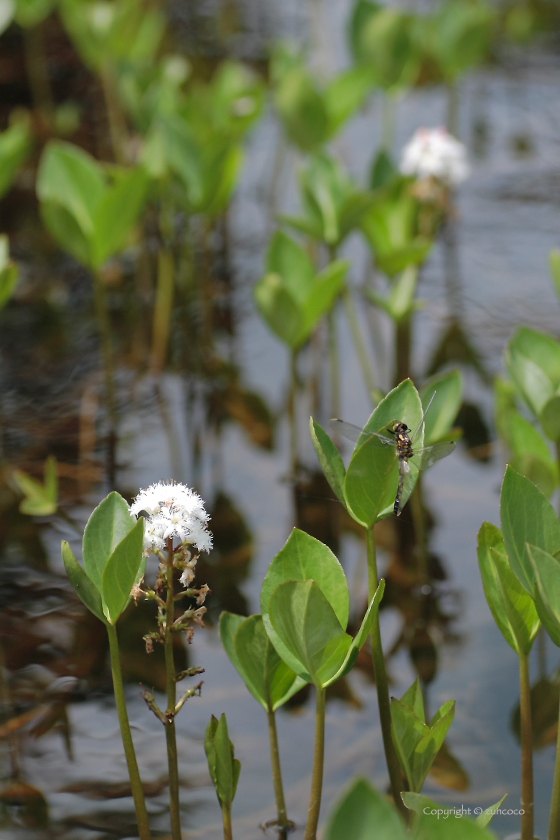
[129,481,213,555]
[400,127,469,186]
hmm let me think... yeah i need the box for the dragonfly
[329,393,456,516]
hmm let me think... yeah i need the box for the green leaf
[37,141,103,243]
[268,580,352,687]
[501,466,560,593]
[326,578,385,685]
[391,697,428,789]
[61,540,107,624]
[91,166,148,268]
[506,327,560,416]
[324,777,407,840]
[101,518,144,624]
[324,67,373,135]
[400,676,425,720]
[413,808,497,840]
[527,544,560,647]
[411,701,455,792]
[275,66,329,152]
[219,611,245,676]
[13,455,58,516]
[540,394,560,443]
[0,119,32,199]
[234,614,305,711]
[310,417,347,505]
[261,529,349,675]
[475,794,508,828]
[82,491,136,592]
[345,379,423,523]
[420,370,463,445]
[477,522,540,654]
[401,791,440,816]
[204,714,240,807]
[266,231,314,304]
[253,274,305,348]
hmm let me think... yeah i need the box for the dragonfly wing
[329,419,395,447]
[414,441,456,471]
[411,391,436,442]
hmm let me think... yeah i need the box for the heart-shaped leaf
[527,544,560,647]
[101,518,145,624]
[309,417,347,505]
[324,777,407,840]
[261,529,349,675]
[83,491,136,592]
[61,540,107,625]
[268,579,352,687]
[477,522,540,654]
[500,466,560,594]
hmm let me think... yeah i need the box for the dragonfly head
[390,421,410,435]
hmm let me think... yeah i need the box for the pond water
[2,3,560,840]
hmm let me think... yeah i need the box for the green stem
[548,691,560,840]
[100,60,128,164]
[340,286,376,399]
[221,801,233,840]
[288,347,299,478]
[366,526,407,818]
[304,687,326,840]
[107,624,152,840]
[266,709,290,831]
[394,316,411,388]
[327,308,340,422]
[519,649,534,840]
[381,93,396,153]
[23,24,54,120]
[92,269,117,487]
[164,542,182,840]
[150,249,175,375]
[446,81,459,137]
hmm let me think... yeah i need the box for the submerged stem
[519,649,534,840]
[164,541,182,840]
[304,687,326,840]
[107,623,152,840]
[366,526,407,818]
[548,691,560,840]
[267,709,290,832]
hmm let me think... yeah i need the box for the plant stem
[381,93,396,153]
[304,687,326,840]
[266,709,290,831]
[394,316,411,388]
[164,541,182,840]
[519,649,534,840]
[100,60,128,164]
[366,526,407,818]
[327,308,340,422]
[221,801,233,840]
[340,286,376,399]
[548,691,560,840]
[92,269,117,487]
[288,347,299,478]
[150,249,175,375]
[106,623,152,840]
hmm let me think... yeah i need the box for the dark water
[2,3,560,839]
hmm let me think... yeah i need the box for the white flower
[400,127,469,186]
[130,481,212,556]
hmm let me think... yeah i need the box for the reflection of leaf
[429,739,470,791]
[222,386,274,449]
[427,318,490,384]
[511,676,560,750]
[0,780,49,829]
